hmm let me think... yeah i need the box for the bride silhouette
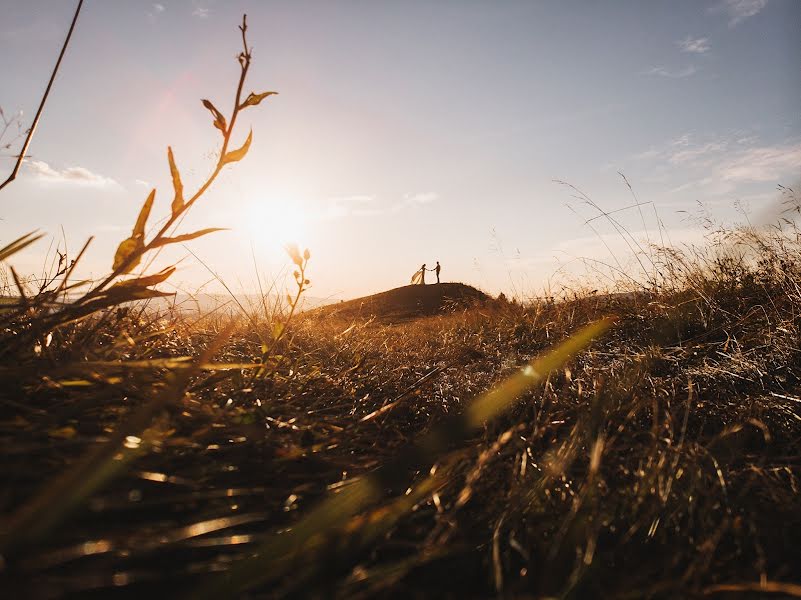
[410,263,427,285]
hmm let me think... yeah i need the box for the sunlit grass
[0,13,800,600]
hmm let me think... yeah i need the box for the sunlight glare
[244,199,308,253]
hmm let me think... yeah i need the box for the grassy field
[2,222,801,598]
[2,14,799,599]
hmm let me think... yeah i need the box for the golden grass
[0,14,800,598]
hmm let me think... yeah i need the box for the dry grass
[1,15,800,599]
[1,217,801,597]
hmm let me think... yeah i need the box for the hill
[314,282,490,322]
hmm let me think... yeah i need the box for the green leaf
[112,237,143,273]
[201,99,227,135]
[167,146,184,217]
[133,189,156,239]
[239,91,277,110]
[221,129,252,165]
[150,228,227,248]
[111,266,176,289]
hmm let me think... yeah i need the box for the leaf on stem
[113,188,154,272]
[221,130,252,165]
[150,228,227,248]
[133,189,156,239]
[80,286,174,315]
[111,266,176,290]
[112,237,142,272]
[240,91,277,110]
[202,99,227,135]
[167,146,184,216]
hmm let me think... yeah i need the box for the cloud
[671,134,691,148]
[630,148,661,161]
[666,137,801,185]
[714,0,769,26]
[323,192,439,219]
[402,192,438,206]
[718,144,801,182]
[325,195,378,218]
[24,160,117,187]
[645,65,698,78]
[677,36,710,54]
[669,141,728,164]
[146,3,165,19]
[134,179,150,188]
[192,6,210,18]
[631,133,801,197]
[629,132,718,164]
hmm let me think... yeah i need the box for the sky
[1,0,799,300]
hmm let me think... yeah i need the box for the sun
[244,199,308,252]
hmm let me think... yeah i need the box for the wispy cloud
[631,133,801,196]
[24,160,117,187]
[146,3,165,20]
[713,0,769,26]
[192,6,210,18]
[719,144,801,183]
[669,141,728,164]
[677,36,710,54]
[646,65,698,78]
[324,192,439,219]
[402,192,438,206]
[325,195,378,219]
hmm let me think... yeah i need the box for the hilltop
[313,282,490,322]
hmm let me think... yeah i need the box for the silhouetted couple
[411,261,441,285]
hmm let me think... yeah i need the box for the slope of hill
[314,282,490,322]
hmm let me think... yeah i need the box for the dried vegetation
[1,15,800,600]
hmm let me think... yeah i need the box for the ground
[1,275,801,598]
[314,282,490,322]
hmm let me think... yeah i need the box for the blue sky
[1,0,799,298]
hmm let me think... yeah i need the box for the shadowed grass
[194,317,613,598]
